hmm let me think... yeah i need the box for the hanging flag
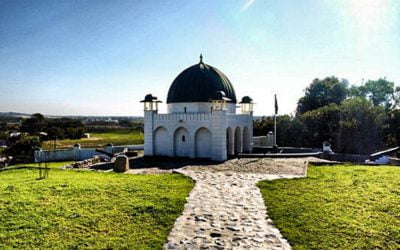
[274,94,278,115]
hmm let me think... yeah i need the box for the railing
[154,113,211,121]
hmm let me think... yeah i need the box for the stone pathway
[165,158,310,249]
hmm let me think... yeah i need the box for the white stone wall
[210,110,228,161]
[168,103,236,114]
[151,113,212,158]
[34,144,144,162]
[144,111,155,156]
[144,104,253,161]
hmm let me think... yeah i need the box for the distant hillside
[0,112,31,118]
[0,112,143,120]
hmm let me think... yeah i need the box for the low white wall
[34,144,144,162]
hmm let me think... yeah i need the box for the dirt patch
[96,156,334,175]
[182,157,327,175]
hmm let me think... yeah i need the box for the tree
[275,115,305,147]
[336,98,386,154]
[384,109,400,147]
[296,77,348,114]
[6,135,41,157]
[349,78,398,109]
[253,115,305,147]
[21,113,47,134]
[300,103,340,148]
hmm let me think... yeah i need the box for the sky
[0,0,399,116]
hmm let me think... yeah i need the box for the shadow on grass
[91,156,221,171]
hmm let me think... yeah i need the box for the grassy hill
[258,165,400,249]
[0,169,193,249]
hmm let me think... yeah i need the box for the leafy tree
[336,98,386,154]
[275,115,305,147]
[349,78,398,109]
[47,126,65,139]
[300,103,340,148]
[384,109,400,147]
[296,77,348,114]
[21,114,86,140]
[6,135,41,157]
[253,115,305,147]
[21,113,46,134]
[46,118,85,139]
[0,131,7,140]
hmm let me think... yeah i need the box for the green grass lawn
[0,169,194,249]
[8,161,74,169]
[42,131,144,150]
[258,165,400,249]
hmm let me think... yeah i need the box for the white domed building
[141,55,254,162]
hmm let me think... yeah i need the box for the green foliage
[350,78,397,108]
[5,135,41,157]
[0,120,20,134]
[336,98,386,154]
[258,165,400,249]
[0,148,5,157]
[0,169,194,248]
[21,114,86,140]
[256,99,386,154]
[276,115,305,147]
[45,118,86,140]
[21,113,46,134]
[285,76,399,153]
[300,103,340,147]
[0,131,7,140]
[384,109,400,146]
[296,77,348,114]
[87,126,142,133]
[254,115,305,147]
[118,119,144,131]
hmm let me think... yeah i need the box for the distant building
[141,55,254,161]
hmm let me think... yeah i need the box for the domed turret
[167,55,237,104]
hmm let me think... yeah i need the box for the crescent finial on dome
[200,53,203,63]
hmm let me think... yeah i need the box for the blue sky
[1,0,399,116]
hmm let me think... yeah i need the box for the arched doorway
[226,127,234,156]
[243,126,250,153]
[174,127,190,157]
[195,127,212,159]
[154,126,169,156]
[234,127,242,154]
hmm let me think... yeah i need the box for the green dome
[167,57,237,104]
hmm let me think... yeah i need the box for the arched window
[182,135,185,142]
[184,107,187,113]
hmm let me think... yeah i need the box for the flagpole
[274,94,277,146]
[274,112,277,146]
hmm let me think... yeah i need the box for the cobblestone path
[165,162,305,250]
